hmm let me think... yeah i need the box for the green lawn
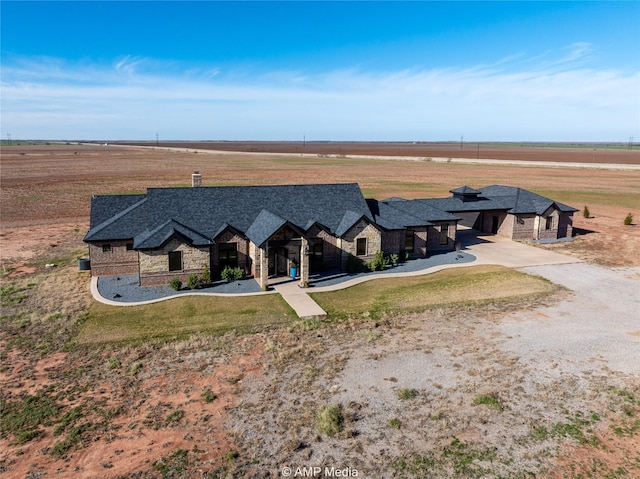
[310,265,557,320]
[78,294,294,345]
[78,266,556,345]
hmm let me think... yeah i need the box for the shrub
[201,265,211,285]
[375,251,389,270]
[187,274,199,290]
[397,388,418,400]
[388,417,402,429]
[624,213,633,225]
[202,389,217,403]
[169,278,182,291]
[317,404,343,437]
[582,205,590,218]
[364,259,378,272]
[389,253,399,266]
[221,266,243,282]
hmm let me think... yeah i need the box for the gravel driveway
[499,263,640,376]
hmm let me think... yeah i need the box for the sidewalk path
[272,279,328,319]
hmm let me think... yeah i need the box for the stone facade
[89,240,139,276]
[139,238,210,287]
[341,220,382,266]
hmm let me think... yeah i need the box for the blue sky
[2,1,639,141]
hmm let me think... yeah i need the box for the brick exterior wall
[536,208,561,240]
[481,211,510,237]
[479,209,571,240]
[427,222,456,252]
[383,227,428,258]
[307,225,342,270]
[381,230,405,256]
[212,230,250,278]
[139,238,210,287]
[89,240,139,276]
[557,212,574,238]
[511,214,536,240]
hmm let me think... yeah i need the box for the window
[405,232,415,252]
[545,216,554,230]
[356,238,367,256]
[102,244,112,253]
[219,243,238,269]
[439,226,449,245]
[126,242,134,251]
[168,251,183,271]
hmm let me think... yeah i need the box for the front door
[268,247,288,276]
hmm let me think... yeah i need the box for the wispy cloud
[1,45,638,141]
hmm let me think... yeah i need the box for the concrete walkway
[457,229,583,268]
[272,279,328,319]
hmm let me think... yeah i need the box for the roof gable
[245,209,288,246]
[134,219,212,249]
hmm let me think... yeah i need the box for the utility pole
[156,133,159,146]
[303,134,306,149]
[460,136,463,149]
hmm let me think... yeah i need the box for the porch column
[299,237,309,288]
[259,244,269,290]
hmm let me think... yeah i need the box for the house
[423,185,577,240]
[83,176,575,289]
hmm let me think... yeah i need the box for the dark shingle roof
[421,185,577,215]
[85,183,373,247]
[134,219,212,249]
[84,183,577,248]
[450,185,482,195]
[368,199,460,230]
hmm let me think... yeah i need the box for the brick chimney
[192,171,202,187]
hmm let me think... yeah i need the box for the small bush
[165,409,185,426]
[202,389,217,403]
[374,251,389,270]
[201,265,211,285]
[364,259,378,272]
[107,357,121,369]
[397,388,418,400]
[168,278,182,291]
[389,253,399,266]
[582,205,590,218]
[388,417,402,429]
[624,213,633,225]
[221,266,243,282]
[187,274,199,290]
[317,404,343,437]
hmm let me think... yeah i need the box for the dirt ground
[1,144,639,478]
[118,141,640,165]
